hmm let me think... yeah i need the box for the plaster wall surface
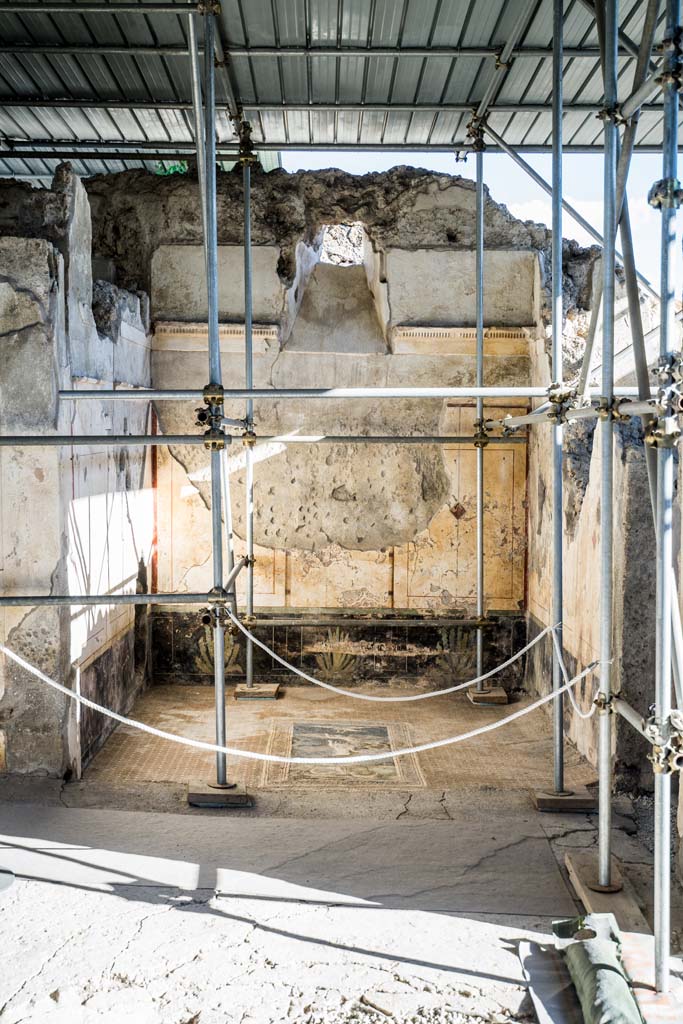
[151,244,284,323]
[386,249,540,328]
[524,307,659,794]
[152,312,529,612]
[0,168,154,776]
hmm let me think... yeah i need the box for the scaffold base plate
[533,786,597,813]
[187,783,253,809]
[467,685,508,706]
[234,683,281,700]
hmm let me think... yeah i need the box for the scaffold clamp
[238,121,257,165]
[197,1,221,14]
[648,178,683,210]
[594,692,614,715]
[547,382,576,423]
[473,419,489,448]
[465,114,486,152]
[203,383,225,406]
[644,416,681,448]
[203,428,227,451]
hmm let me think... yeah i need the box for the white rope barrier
[551,629,598,720]
[226,608,554,702]
[0,642,596,765]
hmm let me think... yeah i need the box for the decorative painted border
[152,320,278,353]
[392,325,530,355]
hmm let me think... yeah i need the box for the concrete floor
[0,798,681,1024]
[0,683,681,1022]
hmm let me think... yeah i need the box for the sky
[281,150,668,290]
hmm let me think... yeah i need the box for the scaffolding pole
[475,148,486,693]
[653,0,680,992]
[0,434,529,447]
[243,147,255,689]
[56,386,585,401]
[196,12,230,791]
[577,0,660,399]
[598,0,619,892]
[551,0,565,795]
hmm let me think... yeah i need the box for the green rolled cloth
[564,935,644,1024]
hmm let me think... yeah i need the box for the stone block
[385,248,539,327]
[151,244,284,322]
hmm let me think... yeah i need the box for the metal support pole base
[234,682,281,700]
[187,782,253,808]
[467,685,508,706]
[532,786,597,813]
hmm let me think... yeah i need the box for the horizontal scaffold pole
[0,559,250,608]
[0,434,528,447]
[58,386,633,401]
[0,593,217,607]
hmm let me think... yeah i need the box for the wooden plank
[234,683,281,700]
[533,787,597,813]
[187,783,253,808]
[564,851,651,934]
[467,685,508,706]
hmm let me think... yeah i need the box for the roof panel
[0,0,675,170]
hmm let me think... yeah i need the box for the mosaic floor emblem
[260,719,426,788]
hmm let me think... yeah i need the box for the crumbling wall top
[83,164,599,321]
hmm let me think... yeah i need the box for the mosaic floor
[84,682,596,794]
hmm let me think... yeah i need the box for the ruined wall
[81,165,607,689]
[524,271,666,794]
[85,168,572,617]
[0,168,153,776]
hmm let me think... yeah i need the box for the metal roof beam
[1,45,192,57]
[1,150,239,161]
[0,44,641,60]
[0,98,669,113]
[219,45,621,59]
[4,143,680,158]
[0,2,201,11]
[1,139,202,152]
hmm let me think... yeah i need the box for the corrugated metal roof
[0,0,675,182]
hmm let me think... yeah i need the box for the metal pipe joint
[472,420,490,448]
[238,121,257,165]
[649,739,683,775]
[648,178,683,209]
[465,115,487,151]
[547,383,577,424]
[595,692,615,715]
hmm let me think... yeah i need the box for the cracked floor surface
[1,794,681,1024]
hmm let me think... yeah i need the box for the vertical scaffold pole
[653,0,680,993]
[598,0,619,890]
[551,0,565,795]
[203,12,229,787]
[242,134,255,688]
[475,147,485,692]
